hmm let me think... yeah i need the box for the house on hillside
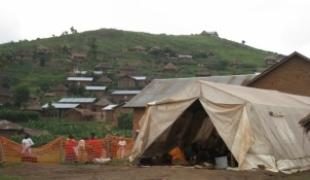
[41,102,80,117]
[118,75,147,89]
[71,52,87,61]
[51,84,68,97]
[85,85,107,97]
[177,54,193,60]
[64,108,94,121]
[111,90,141,103]
[200,30,219,37]
[123,74,256,134]
[163,62,177,72]
[93,98,111,112]
[0,87,12,105]
[58,97,97,109]
[67,77,93,86]
[246,52,310,97]
[264,55,282,66]
[118,67,137,76]
[73,70,88,76]
[102,104,132,127]
[95,63,113,72]
[96,75,113,85]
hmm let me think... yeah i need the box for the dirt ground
[1,163,310,180]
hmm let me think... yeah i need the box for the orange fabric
[86,139,102,160]
[64,139,77,162]
[169,146,186,162]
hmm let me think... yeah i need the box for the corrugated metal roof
[112,90,141,95]
[67,77,93,81]
[93,71,103,75]
[74,70,88,75]
[85,86,107,91]
[102,104,118,110]
[131,76,146,80]
[42,103,80,109]
[124,74,256,108]
[58,97,96,103]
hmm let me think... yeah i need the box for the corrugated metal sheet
[42,103,80,109]
[102,104,118,110]
[112,90,141,95]
[67,77,93,81]
[58,97,96,103]
[124,74,256,108]
[131,76,146,80]
[85,86,107,91]
[93,71,103,75]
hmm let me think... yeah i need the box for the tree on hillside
[70,26,78,34]
[13,85,30,108]
[87,38,98,60]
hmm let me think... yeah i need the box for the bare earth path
[1,163,310,180]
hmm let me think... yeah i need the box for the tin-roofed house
[67,77,93,86]
[41,102,80,117]
[64,108,95,121]
[85,85,107,97]
[246,52,310,97]
[102,104,132,127]
[117,75,147,89]
[58,97,97,110]
[124,74,256,135]
[111,90,141,104]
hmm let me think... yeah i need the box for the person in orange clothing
[64,134,78,163]
[169,141,187,165]
[86,133,103,162]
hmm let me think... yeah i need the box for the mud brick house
[96,75,113,85]
[64,108,94,121]
[67,77,94,86]
[246,52,310,97]
[93,98,111,112]
[117,75,147,89]
[95,63,113,72]
[41,103,80,117]
[71,52,87,61]
[85,85,107,97]
[163,62,177,72]
[58,97,97,109]
[111,90,141,103]
[102,104,132,127]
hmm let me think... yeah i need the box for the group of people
[65,133,128,164]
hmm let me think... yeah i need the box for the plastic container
[215,156,228,169]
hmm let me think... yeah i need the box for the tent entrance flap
[141,100,238,166]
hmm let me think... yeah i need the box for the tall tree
[13,85,30,108]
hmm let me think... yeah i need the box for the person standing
[117,137,127,159]
[64,134,77,163]
[21,134,34,156]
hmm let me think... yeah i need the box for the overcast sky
[1,0,309,56]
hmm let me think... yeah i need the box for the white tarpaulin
[130,80,310,173]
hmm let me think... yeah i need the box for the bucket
[215,156,228,169]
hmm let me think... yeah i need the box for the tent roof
[124,74,256,107]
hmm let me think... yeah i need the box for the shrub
[117,113,132,130]
[0,109,39,122]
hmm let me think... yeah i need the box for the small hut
[163,62,177,72]
[93,98,111,112]
[96,75,113,84]
[51,84,68,97]
[0,120,49,138]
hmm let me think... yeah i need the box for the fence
[0,136,134,164]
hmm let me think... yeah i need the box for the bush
[117,113,132,130]
[0,109,39,122]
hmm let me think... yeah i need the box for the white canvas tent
[129,80,310,173]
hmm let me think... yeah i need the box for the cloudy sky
[1,0,309,56]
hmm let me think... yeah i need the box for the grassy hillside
[0,28,274,96]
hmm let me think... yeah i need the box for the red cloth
[86,139,102,159]
[65,139,77,162]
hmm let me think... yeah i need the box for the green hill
[0,28,274,96]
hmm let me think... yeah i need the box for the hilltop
[0,28,274,96]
